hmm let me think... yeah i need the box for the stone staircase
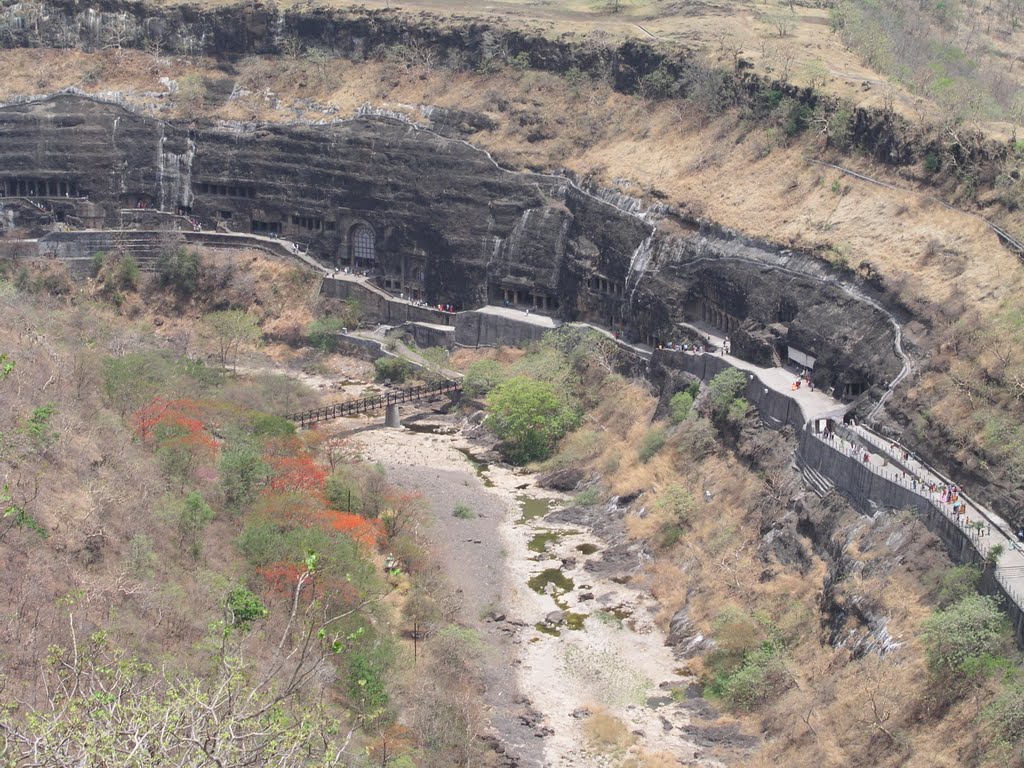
[794,457,835,499]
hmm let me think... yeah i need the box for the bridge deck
[285,379,461,428]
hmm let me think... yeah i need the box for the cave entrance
[697,298,741,334]
[3,178,79,198]
[490,283,558,312]
[251,220,281,236]
[843,380,868,399]
[350,224,376,270]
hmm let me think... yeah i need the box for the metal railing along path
[810,427,1024,612]
[285,379,461,428]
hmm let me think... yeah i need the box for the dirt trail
[353,419,722,767]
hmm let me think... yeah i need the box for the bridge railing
[285,379,461,428]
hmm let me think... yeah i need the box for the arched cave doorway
[351,224,376,270]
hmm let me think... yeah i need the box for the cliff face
[0,93,902,400]
[0,0,1011,182]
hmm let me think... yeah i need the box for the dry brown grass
[548,371,1012,768]
[0,36,1019,343]
[582,707,637,754]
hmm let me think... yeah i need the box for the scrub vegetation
[0,255,497,766]
[455,329,1024,768]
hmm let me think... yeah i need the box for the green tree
[219,446,269,510]
[156,248,203,296]
[638,425,667,463]
[306,316,344,353]
[374,356,412,383]
[177,491,215,560]
[204,310,261,372]
[463,358,506,397]
[102,352,173,416]
[486,376,580,464]
[225,586,268,631]
[669,390,694,423]
[937,564,981,608]
[708,368,748,412]
[24,403,58,453]
[325,468,363,514]
[922,595,1011,690]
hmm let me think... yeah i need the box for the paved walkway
[477,304,561,328]
[815,425,1024,607]
[325,272,1024,614]
[676,321,846,422]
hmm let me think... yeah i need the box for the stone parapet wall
[797,426,1024,648]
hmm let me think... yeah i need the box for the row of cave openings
[1,178,81,198]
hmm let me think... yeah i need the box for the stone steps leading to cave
[794,459,835,499]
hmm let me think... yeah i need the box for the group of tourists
[791,369,814,392]
[660,340,707,354]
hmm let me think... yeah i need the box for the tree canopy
[485,376,579,464]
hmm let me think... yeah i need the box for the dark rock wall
[0,0,1010,178]
[0,94,903,395]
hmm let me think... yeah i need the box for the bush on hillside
[922,595,1011,691]
[937,564,982,608]
[486,376,579,464]
[306,316,344,352]
[639,426,667,463]
[374,356,412,384]
[669,390,694,423]
[463,359,506,397]
[156,248,203,297]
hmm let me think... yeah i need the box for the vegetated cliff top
[133,0,1023,140]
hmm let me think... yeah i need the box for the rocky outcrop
[0,93,905,397]
[0,0,1014,191]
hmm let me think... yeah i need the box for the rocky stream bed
[352,415,756,767]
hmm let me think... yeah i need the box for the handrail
[809,427,1024,610]
[284,379,461,428]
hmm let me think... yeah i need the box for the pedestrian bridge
[285,379,462,429]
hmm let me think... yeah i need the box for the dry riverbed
[351,416,736,768]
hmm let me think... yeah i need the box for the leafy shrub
[654,483,696,530]
[251,413,295,438]
[452,503,474,519]
[708,368,748,412]
[116,254,140,291]
[669,391,694,423]
[177,491,215,560]
[219,446,269,509]
[374,356,412,384]
[922,595,1011,689]
[640,66,679,99]
[306,316,344,352]
[346,643,395,722]
[225,586,267,630]
[462,359,506,397]
[706,608,791,709]
[779,99,813,137]
[709,641,791,709]
[937,564,981,608]
[986,678,1024,754]
[156,248,202,297]
[726,397,750,423]
[24,403,58,452]
[486,376,580,464]
[639,426,667,463]
[325,469,363,514]
[573,487,601,507]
